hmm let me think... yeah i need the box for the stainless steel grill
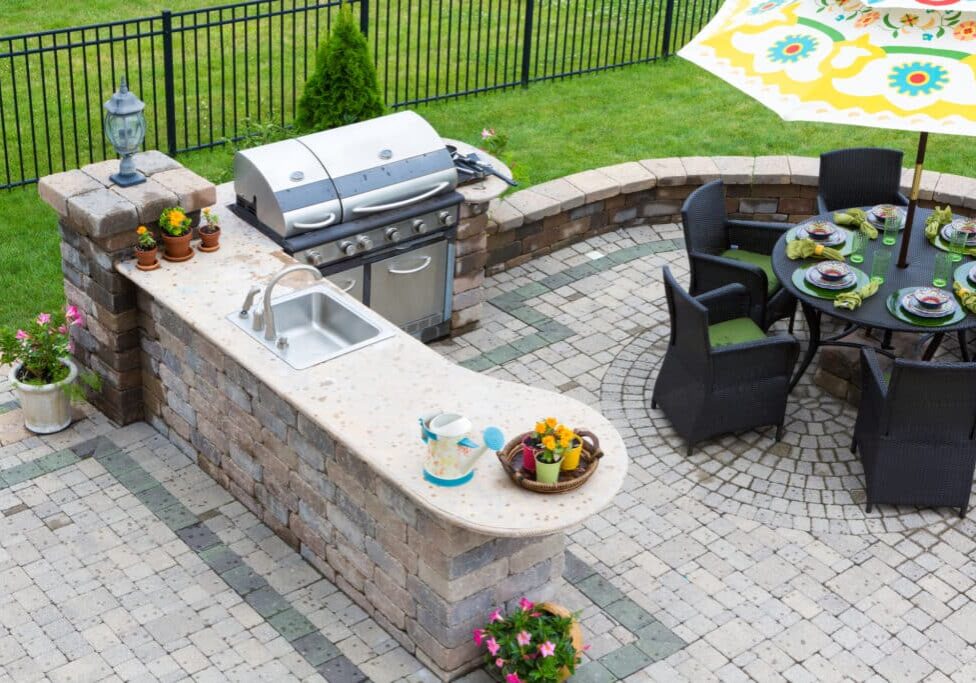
[231,111,463,342]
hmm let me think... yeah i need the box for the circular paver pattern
[600,325,970,535]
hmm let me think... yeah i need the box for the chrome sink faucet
[263,264,323,342]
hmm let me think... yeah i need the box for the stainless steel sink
[229,284,395,369]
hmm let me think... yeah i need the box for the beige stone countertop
[117,183,628,537]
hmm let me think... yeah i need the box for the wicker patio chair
[652,267,800,456]
[851,349,976,518]
[681,180,796,331]
[817,147,910,214]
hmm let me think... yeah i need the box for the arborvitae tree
[296,7,385,131]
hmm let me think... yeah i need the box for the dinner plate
[805,269,857,290]
[941,223,976,247]
[794,224,846,246]
[901,292,956,318]
[867,205,906,229]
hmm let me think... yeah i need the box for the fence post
[662,0,677,58]
[359,0,369,37]
[161,10,178,157]
[520,0,535,88]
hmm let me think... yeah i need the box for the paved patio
[4,224,976,681]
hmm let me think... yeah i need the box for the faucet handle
[240,285,262,317]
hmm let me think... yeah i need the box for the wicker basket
[497,429,603,493]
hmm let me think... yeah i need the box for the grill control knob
[412,219,428,234]
[385,227,401,243]
[357,235,374,251]
[339,240,357,257]
[438,211,455,226]
[305,250,325,266]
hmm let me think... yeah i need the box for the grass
[4,57,976,328]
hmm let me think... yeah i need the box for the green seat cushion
[708,317,766,348]
[720,249,779,295]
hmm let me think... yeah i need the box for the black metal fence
[0,0,720,190]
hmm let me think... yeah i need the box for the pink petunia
[481,127,495,139]
[538,641,555,657]
[489,609,503,623]
[65,305,83,326]
[495,657,505,668]
[36,313,51,325]
[516,630,531,647]
[472,629,484,646]
[15,329,29,341]
[505,674,522,683]
[486,637,500,657]
[518,597,534,612]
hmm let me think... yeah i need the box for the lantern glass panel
[105,112,146,155]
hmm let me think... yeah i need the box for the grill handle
[352,183,450,214]
[293,213,337,231]
[387,256,433,275]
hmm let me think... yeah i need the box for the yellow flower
[136,226,147,235]
[545,417,558,429]
[559,433,573,448]
[541,435,556,451]
[169,210,186,224]
[534,421,547,435]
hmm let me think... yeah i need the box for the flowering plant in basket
[474,598,580,682]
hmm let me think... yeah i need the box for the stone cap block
[712,156,754,185]
[933,173,976,207]
[530,178,586,211]
[787,155,820,186]
[753,156,791,185]
[152,167,217,212]
[38,170,103,217]
[489,198,524,232]
[564,169,619,203]
[133,150,182,176]
[80,159,122,187]
[639,158,685,186]
[111,178,180,225]
[600,161,656,193]
[66,188,138,238]
[680,157,721,185]
[900,167,940,201]
[504,189,561,223]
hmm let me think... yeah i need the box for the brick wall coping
[486,155,976,232]
[114,182,628,538]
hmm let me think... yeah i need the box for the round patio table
[771,207,976,390]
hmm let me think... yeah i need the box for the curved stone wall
[482,155,976,276]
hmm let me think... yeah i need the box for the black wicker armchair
[852,349,976,518]
[652,267,800,456]
[681,180,795,330]
[817,147,909,214]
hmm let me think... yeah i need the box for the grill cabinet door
[368,240,448,332]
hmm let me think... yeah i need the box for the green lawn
[4,58,976,328]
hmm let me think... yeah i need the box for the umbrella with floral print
[679,0,976,266]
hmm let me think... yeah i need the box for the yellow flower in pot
[558,426,583,471]
[159,206,193,261]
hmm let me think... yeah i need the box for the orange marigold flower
[545,417,558,429]
[534,421,547,435]
[541,435,556,451]
[136,226,147,234]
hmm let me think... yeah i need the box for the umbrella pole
[897,131,928,269]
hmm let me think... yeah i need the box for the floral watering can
[419,411,505,486]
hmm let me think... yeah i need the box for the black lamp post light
[103,77,147,187]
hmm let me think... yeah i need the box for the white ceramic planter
[9,358,77,434]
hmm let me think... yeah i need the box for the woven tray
[497,429,603,494]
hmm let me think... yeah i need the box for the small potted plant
[474,597,584,682]
[527,418,576,483]
[134,225,159,270]
[198,207,221,252]
[0,307,99,434]
[159,206,193,261]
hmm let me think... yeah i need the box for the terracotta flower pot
[162,232,193,261]
[199,226,221,252]
[536,602,584,681]
[135,247,158,271]
[9,358,77,434]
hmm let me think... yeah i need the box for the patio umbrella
[678,0,976,268]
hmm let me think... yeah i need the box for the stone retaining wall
[480,155,976,276]
[138,292,565,679]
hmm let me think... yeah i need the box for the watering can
[419,411,505,486]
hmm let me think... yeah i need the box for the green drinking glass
[849,231,866,264]
[871,249,891,284]
[949,225,968,263]
[882,215,900,247]
[933,252,953,288]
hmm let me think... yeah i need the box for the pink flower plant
[538,641,556,658]
[516,630,532,647]
[1,306,99,393]
[472,629,484,646]
[485,637,500,657]
[518,597,534,612]
[505,674,522,683]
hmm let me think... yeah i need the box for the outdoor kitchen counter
[117,183,628,538]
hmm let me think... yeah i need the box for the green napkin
[833,279,880,311]
[834,208,878,240]
[954,281,976,315]
[786,238,845,261]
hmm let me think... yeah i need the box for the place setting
[886,285,965,327]
[791,260,870,300]
[931,216,976,258]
